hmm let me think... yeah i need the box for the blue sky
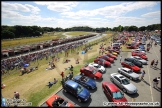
[2,1,161,29]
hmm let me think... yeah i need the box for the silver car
[130,56,147,65]
[110,73,137,94]
[118,67,139,80]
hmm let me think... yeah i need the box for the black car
[124,58,143,68]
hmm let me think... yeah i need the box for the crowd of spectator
[1,40,86,75]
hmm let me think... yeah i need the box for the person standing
[150,59,155,67]
[14,92,20,99]
[154,60,158,68]
[120,56,122,63]
[140,70,145,80]
[152,77,160,88]
[60,71,64,79]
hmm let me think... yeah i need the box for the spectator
[70,71,73,79]
[1,84,6,89]
[60,71,64,79]
[76,58,79,64]
[152,77,160,88]
[150,59,155,67]
[47,82,53,88]
[140,70,145,80]
[120,56,122,63]
[70,65,73,71]
[14,92,20,99]
[53,78,58,84]
[154,60,158,68]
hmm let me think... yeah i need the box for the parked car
[126,43,138,49]
[124,58,143,68]
[121,61,141,73]
[156,40,161,46]
[63,80,91,102]
[110,73,138,94]
[130,56,147,65]
[107,47,120,54]
[138,45,145,51]
[98,55,114,63]
[94,58,111,67]
[73,75,96,89]
[112,43,121,49]
[132,48,146,53]
[86,62,106,73]
[106,53,117,60]
[102,81,129,107]
[117,67,139,80]
[132,51,146,56]
[80,66,102,80]
[46,94,74,107]
[132,51,148,60]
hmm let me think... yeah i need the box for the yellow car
[112,52,118,56]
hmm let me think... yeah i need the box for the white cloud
[60,2,157,19]
[34,2,79,12]
[2,2,40,14]
[141,11,161,17]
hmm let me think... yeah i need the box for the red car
[126,42,138,49]
[106,53,117,60]
[98,55,114,63]
[94,58,111,67]
[132,52,147,60]
[80,66,102,80]
[108,47,120,54]
[102,81,129,107]
[121,61,141,73]
[46,94,74,107]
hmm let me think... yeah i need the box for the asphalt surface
[40,39,161,107]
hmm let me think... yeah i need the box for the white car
[132,49,146,54]
[110,73,138,94]
[117,67,139,80]
[88,62,106,73]
[130,56,147,65]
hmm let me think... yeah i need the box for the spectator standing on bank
[150,59,155,67]
[60,71,64,79]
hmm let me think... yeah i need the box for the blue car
[73,75,96,90]
[63,80,91,102]
[139,45,145,51]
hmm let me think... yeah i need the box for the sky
[2,1,161,29]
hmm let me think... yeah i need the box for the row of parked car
[45,44,123,107]
[151,35,161,46]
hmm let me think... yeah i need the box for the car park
[124,57,143,68]
[80,66,102,80]
[94,58,111,67]
[87,62,106,73]
[63,80,91,103]
[46,94,74,107]
[102,81,129,107]
[73,75,96,90]
[110,73,138,94]
[98,55,114,63]
[117,67,139,80]
[130,56,147,65]
[121,61,141,73]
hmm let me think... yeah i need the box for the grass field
[1,32,114,106]
[1,31,95,49]
[66,31,93,36]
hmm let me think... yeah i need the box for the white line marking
[147,65,154,102]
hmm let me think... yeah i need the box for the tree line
[1,24,161,39]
